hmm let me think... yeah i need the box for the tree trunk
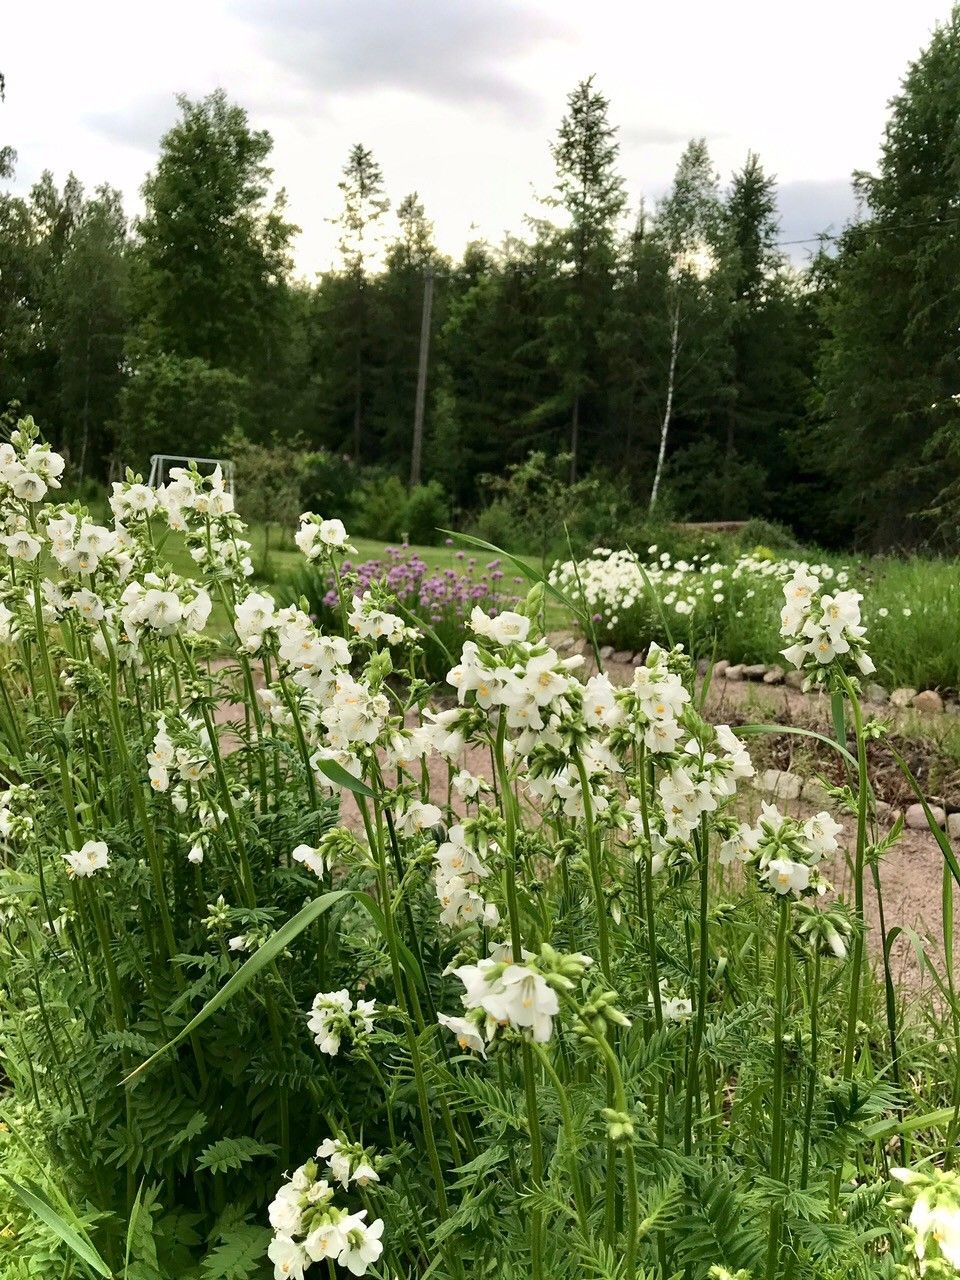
[649,295,681,513]
[569,394,580,484]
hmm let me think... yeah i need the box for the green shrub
[403,480,450,545]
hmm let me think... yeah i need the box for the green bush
[352,473,408,540]
[403,480,450,545]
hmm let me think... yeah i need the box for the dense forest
[3,10,960,550]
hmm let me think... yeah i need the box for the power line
[775,212,960,248]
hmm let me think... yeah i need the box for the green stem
[766,896,791,1280]
[838,670,868,1079]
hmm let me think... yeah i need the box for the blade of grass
[0,1174,112,1278]
[126,888,418,1082]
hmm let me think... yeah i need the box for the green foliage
[116,350,249,468]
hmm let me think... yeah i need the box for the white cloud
[1,0,954,273]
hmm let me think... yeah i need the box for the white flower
[267,1234,309,1280]
[292,843,326,878]
[336,1212,384,1276]
[0,531,42,561]
[764,857,810,896]
[307,990,352,1056]
[802,811,842,859]
[394,800,442,837]
[454,960,559,1043]
[438,1012,487,1056]
[470,605,530,645]
[63,840,109,878]
[452,770,484,799]
[268,1184,303,1235]
[304,1220,347,1263]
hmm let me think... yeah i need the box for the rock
[912,689,944,714]
[875,800,896,826]
[696,658,710,677]
[724,664,745,682]
[554,634,575,652]
[948,812,960,840]
[785,670,805,689]
[945,701,960,716]
[801,777,833,808]
[742,663,767,680]
[760,768,802,801]
[763,665,785,685]
[612,650,633,665]
[599,645,615,661]
[864,682,889,704]
[712,659,730,677]
[905,802,946,830]
[890,687,918,709]
[631,651,647,667]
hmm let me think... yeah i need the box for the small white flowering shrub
[0,416,957,1279]
[549,546,857,667]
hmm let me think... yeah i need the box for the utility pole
[409,264,434,488]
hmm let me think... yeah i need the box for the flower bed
[282,541,522,682]
[0,418,957,1279]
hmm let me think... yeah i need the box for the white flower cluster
[294,514,353,559]
[307,990,377,1057]
[348,591,416,646]
[720,802,843,899]
[780,566,875,683]
[448,950,590,1049]
[0,424,65,504]
[120,574,212,642]
[433,821,499,930]
[147,716,213,795]
[267,1146,384,1279]
[891,1166,960,1273]
[161,465,254,582]
[549,545,852,634]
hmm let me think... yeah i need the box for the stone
[905,802,945,830]
[864,682,889,704]
[890,687,918,709]
[948,812,960,840]
[599,645,615,661]
[874,800,896,826]
[763,665,785,685]
[631,651,647,666]
[759,768,802,801]
[554,634,575,652]
[712,659,730,677]
[696,658,710,677]
[724,664,745,682]
[801,777,833,808]
[742,663,767,680]
[785,670,805,689]
[912,689,944,714]
[612,650,633,665]
[945,701,960,716]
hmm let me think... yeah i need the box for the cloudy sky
[3,0,954,274]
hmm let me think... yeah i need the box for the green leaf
[314,757,376,798]
[196,1137,278,1175]
[863,1106,959,1141]
[737,722,858,770]
[0,1173,112,1278]
[126,887,422,1083]
[887,741,960,889]
[440,529,587,625]
[125,889,354,1082]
